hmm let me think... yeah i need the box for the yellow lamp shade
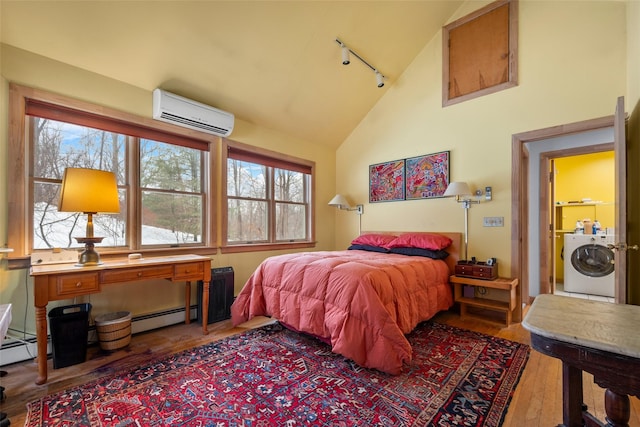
[58,168,120,214]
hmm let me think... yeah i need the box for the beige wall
[1,0,637,336]
[335,0,628,279]
[0,45,336,334]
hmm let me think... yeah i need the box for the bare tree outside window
[227,159,267,242]
[32,118,126,249]
[226,159,309,244]
[30,117,205,250]
[140,139,204,245]
[274,168,306,240]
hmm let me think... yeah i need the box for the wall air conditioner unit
[152,88,234,137]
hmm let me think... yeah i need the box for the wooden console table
[523,294,640,427]
[30,254,211,385]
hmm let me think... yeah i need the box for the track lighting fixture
[341,44,350,65]
[335,38,386,88]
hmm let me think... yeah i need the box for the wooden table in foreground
[30,254,211,385]
[522,294,640,427]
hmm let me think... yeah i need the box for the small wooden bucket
[94,311,131,351]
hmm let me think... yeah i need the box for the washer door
[570,244,615,277]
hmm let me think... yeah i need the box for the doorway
[511,115,615,307]
[549,151,615,303]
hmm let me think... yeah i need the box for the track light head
[375,71,384,88]
[341,46,350,65]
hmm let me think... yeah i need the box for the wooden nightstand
[449,275,519,326]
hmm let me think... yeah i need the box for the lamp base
[74,237,105,267]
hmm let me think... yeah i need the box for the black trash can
[48,303,91,369]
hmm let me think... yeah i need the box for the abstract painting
[405,151,450,199]
[369,159,405,202]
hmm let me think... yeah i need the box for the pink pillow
[351,233,397,248]
[385,233,452,250]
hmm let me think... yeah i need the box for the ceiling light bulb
[375,71,384,88]
[341,46,350,65]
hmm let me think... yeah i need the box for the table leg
[35,305,48,385]
[184,281,191,325]
[562,362,584,427]
[604,389,630,427]
[201,280,209,335]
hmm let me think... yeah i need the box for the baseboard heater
[0,307,196,367]
[197,266,234,324]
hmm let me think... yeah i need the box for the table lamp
[58,168,120,266]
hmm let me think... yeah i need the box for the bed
[230,231,461,375]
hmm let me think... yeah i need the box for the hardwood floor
[1,310,639,426]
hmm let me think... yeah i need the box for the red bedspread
[231,250,453,374]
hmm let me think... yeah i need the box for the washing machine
[563,234,615,297]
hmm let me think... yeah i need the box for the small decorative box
[454,260,498,280]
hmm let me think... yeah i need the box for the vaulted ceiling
[1,1,464,148]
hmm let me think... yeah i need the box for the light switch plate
[483,216,504,227]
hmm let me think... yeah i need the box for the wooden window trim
[442,0,518,107]
[228,145,312,175]
[221,139,316,252]
[25,98,210,151]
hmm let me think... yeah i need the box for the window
[32,118,127,249]
[139,139,205,246]
[7,84,213,261]
[7,84,315,266]
[223,141,315,251]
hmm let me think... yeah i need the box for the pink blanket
[231,250,453,374]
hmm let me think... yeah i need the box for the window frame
[7,83,218,267]
[136,138,208,248]
[221,139,316,254]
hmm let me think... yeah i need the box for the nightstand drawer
[174,262,205,280]
[53,273,100,296]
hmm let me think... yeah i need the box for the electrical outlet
[483,216,504,227]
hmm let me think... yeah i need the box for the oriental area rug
[26,322,529,427]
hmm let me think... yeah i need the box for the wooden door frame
[511,116,614,305]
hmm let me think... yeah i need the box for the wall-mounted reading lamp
[58,167,120,266]
[328,194,364,235]
[442,182,492,261]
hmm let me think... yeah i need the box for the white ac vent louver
[152,89,234,137]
